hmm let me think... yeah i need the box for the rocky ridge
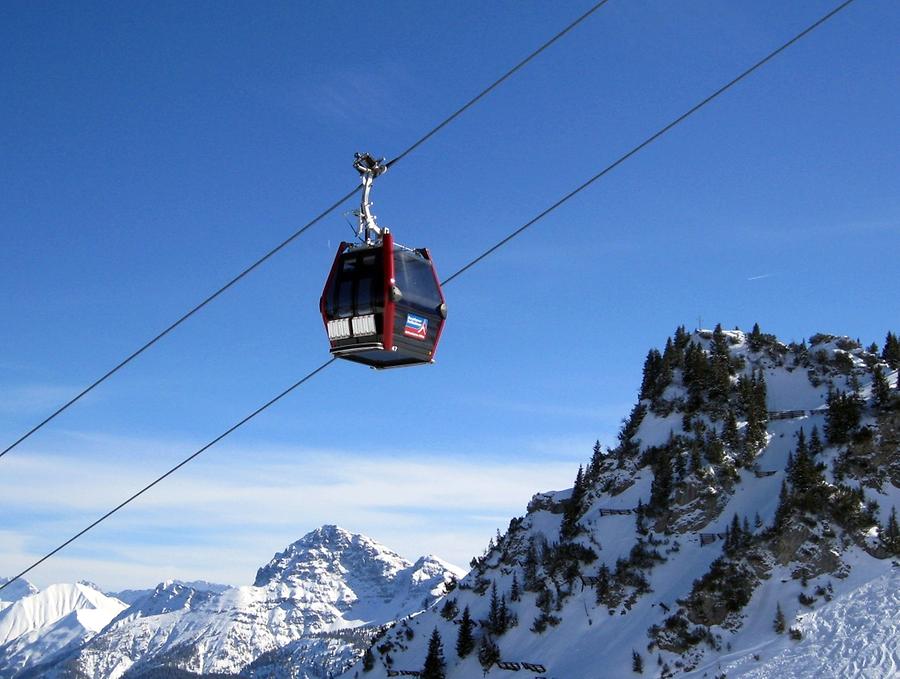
[344,326,900,678]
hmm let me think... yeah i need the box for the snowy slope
[46,526,463,678]
[688,557,899,678]
[0,583,127,677]
[0,584,126,647]
[342,327,900,679]
[0,579,39,609]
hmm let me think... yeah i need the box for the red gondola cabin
[320,230,447,368]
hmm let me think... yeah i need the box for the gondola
[319,154,447,369]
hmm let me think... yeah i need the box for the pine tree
[809,426,824,456]
[588,439,604,480]
[689,437,703,473]
[632,649,644,674]
[708,325,732,406]
[421,628,446,679]
[754,368,768,412]
[478,635,500,671]
[882,331,900,368]
[640,348,664,401]
[674,325,690,352]
[739,370,769,461]
[535,585,552,614]
[789,445,827,513]
[617,404,647,458]
[712,323,729,355]
[673,447,687,477]
[362,647,375,671]
[723,410,739,450]
[785,450,795,476]
[594,563,611,604]
[705,429,725,464]
[440,597,458,620]
[497,594,510,635]
[749,322,763,352]
[635,498,647,535]
[795,428,808,456]
[510,572,520,602]
[794,339,809,363]
[873,365,891,408]
[455,606,475,658]
[487,582,501,632]
[683,342,709,411]
[883,507,900,555]
[773,603,786,633]
[523,538,538,590]
[724,513,742,554]
[774,480,792,530]
[649,446,673,513]
[561,465,586,539]
[825,390,862,445]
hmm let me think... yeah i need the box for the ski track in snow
[695,569,900,679]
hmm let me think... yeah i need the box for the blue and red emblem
[403,313,428,340]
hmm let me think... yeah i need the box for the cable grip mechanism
[353,152,388,244]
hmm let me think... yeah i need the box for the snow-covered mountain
[108,581,232,608]
[0,579,39,614]
[26,525,462,678]
[345,326,900,678]
[0,583,127,677]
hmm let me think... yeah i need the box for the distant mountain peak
[76,580,102,592]
[298,524,388,554]
[254,525,407,588]
[307,523,353,541]
[0,581,127,675]
[0,577,39,604]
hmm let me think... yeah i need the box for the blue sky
[1,0,897,590]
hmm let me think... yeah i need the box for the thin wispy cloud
[747,273,775,281]
[0,441,579,590]
[0,384,80,415]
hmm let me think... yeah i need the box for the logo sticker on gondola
[403,313,428,340]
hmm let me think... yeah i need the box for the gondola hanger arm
[353,152,388,244]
